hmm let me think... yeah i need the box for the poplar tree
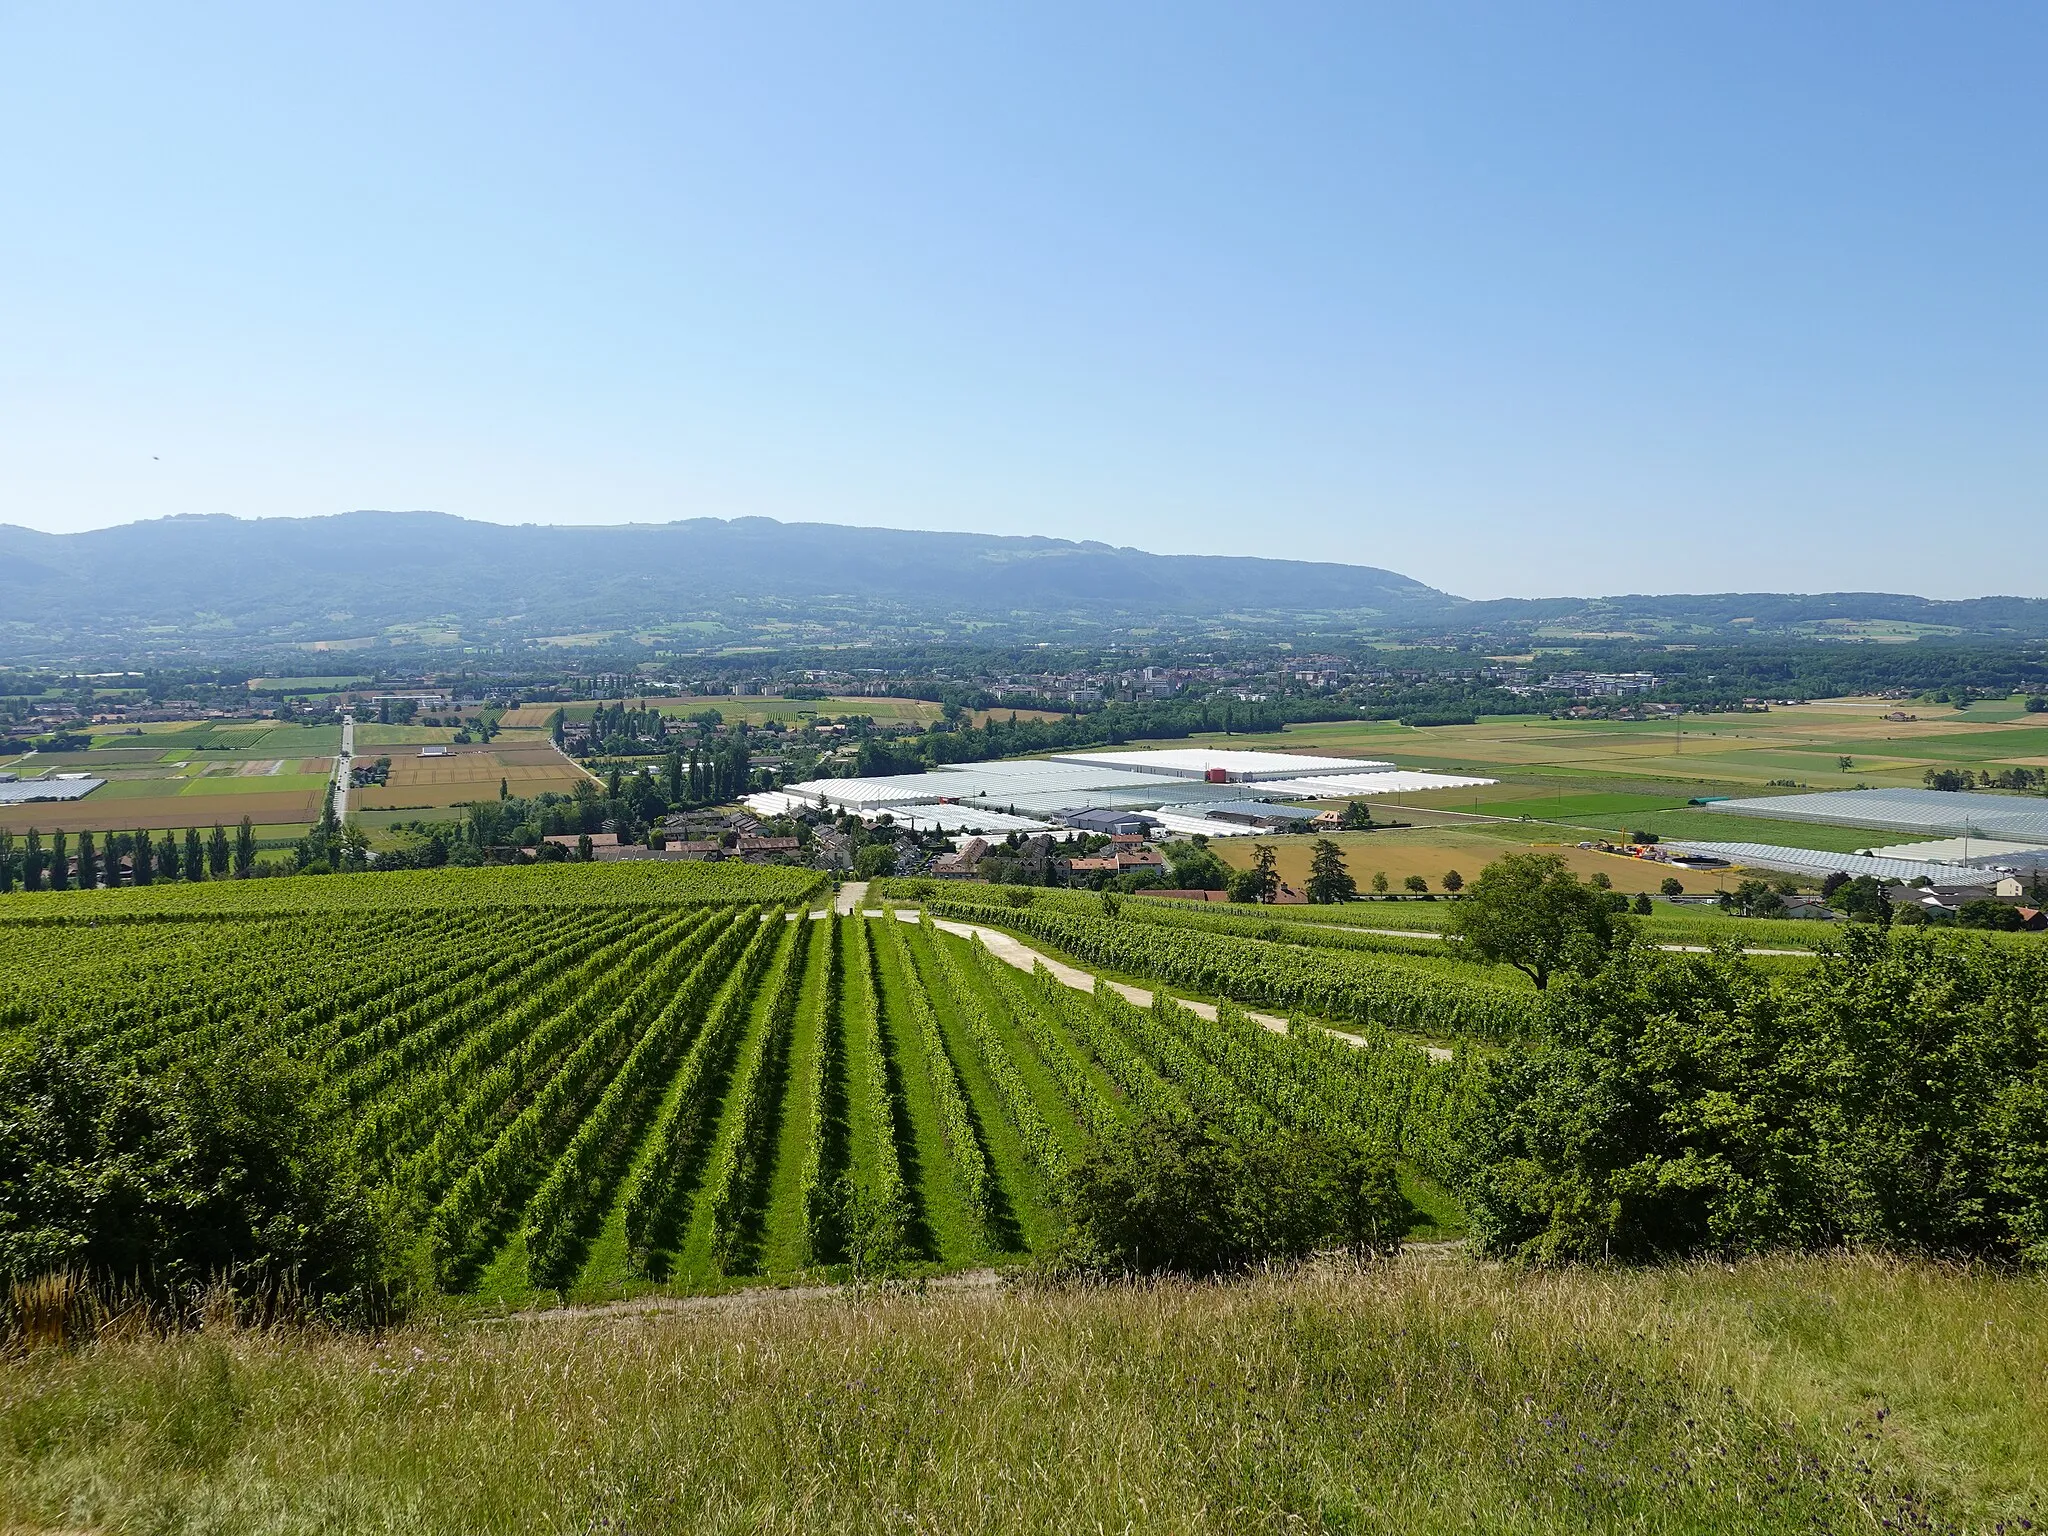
[49,830,69,890]
[234,816,256,878]
[0,828,16,893]
[184,827,204,881]
[208,822,230,876]
[77,832,99,890]
[665,749,683,804]
[133,829,154,886]
[158,831,181,881]
[23,829,43,892]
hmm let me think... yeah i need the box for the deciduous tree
[1444,852,1624,990]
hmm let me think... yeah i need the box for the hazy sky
[3,4,2043,599]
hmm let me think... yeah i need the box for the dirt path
[835,880,868,915]
[884,908,1454,1063]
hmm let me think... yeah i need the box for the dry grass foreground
[3,1255,2042,1534]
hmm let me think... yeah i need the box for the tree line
[0,819,260,891]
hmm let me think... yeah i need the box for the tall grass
[3,1255,2040,1533]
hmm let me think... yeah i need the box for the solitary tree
[1660,876,1684,898]
[1304,839,1357,905]
[1371,871,1389,894]
[1235,843,1282,904]
[1443,852,1625,990]
[1443,869,1464,893]
[1404,874,1429,894]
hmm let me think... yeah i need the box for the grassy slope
[5,1257,2040,1534]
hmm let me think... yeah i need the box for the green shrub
[1054,1120,1405,1274]
[0,1035,400,1322]
[1465,931,2048,1265]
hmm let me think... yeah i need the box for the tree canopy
[1442,852,1625,989]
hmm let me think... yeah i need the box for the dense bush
[1054,1120,1406,1274]
[1466,930,2048,1265]
[0,1034,398,1321]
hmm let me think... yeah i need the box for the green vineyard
[0,865,1476,1299]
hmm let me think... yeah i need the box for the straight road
[331,712,354,822]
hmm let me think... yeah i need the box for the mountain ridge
[1,511,2044,660]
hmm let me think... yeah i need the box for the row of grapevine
[705,916,816,1268]
[1090,984,1270,1139]
[426,908,747,1282]
[619,914,788,1273]
[796,915,846,1263]
[876,914,991,1226]
[850,916,909,1261]
[328,910,645,1110]
[524,908,778,1287]
[1030,965,1188,1124]
[922,896,1537,1041]
[0,859,826,918]
[960,935,1124,1142]
[363,908,709,1182]
[918,925,1068,1180]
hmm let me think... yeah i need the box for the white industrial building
[745,748,1493,837]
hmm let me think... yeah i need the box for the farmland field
[0,864,1476,1302]
[1210,698,2048,802]
[350,744,594,810]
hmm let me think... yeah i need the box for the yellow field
[349,746,593,810]
[1212,827,1735,896]
[496,706,563,729]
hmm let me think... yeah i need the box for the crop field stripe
[863,914,952,1261]
[922,892,1539,1041]
[932,930,1093,1167]
[329,908,641,1110]
[902,918,1050,1253]
[616,912,786,1282]
[1093,983,1271,1137]
[762,914,837,1271]
[565,916,789,1297]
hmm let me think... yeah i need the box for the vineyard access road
[878,908,1455,1063]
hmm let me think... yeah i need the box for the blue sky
[2,3,2042,599]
